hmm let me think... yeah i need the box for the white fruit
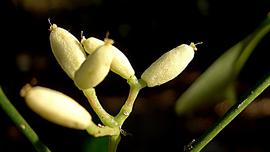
[20,84,92,130]
[110,48,135,79]
[141,43,197,87]
[49,24,86,79]
[81,36,104,55]
[81,36,135,80]
[74,40,115,89]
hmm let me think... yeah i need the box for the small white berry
[141,43,198,87]
[74,40,115,89]
[81,36,104,55]
[81,36,135,80]
[20,84,92,130]
[49,23,86,79]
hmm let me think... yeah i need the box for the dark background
[0,0,270,151]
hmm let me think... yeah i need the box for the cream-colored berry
[20,84,92,130]
[74,40,115,89]
[81,36,104,55]
[141,43,197,87]
[81,36,135,80]
[49,24,86,79]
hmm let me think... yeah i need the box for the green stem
[115,76,145,126]
[188,75,270,152]
[86,121,119,137]
[108,134,121,152]
[84,76,145,152]
[0,87,51,152]
[83,88,118,127]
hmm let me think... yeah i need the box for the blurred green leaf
[175,15,270,115]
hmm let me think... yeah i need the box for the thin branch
[86,121,119,137]
[83,88,118,127]
[187,75,270,152]
[0,87,51,152]
[115,76,146,126]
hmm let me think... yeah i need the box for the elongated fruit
[81,36,135,80]
[74,40,115,89]
[141,43,197,87]
[20,84,92,130]
[49,24,86,79]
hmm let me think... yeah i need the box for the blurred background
[0,0,270,151]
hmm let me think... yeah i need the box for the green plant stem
[188,75,270,152]
[115,76,145,126]
[107,76,145,152]
[86,121,119,137]
[0,87,51,152]
[108,134,121,152]
[84,76,145,152]
[83,88,118,127]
